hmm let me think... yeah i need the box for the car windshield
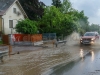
[84,32,95,36]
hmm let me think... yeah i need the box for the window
[9,20,13,28]
[13,8,16,13]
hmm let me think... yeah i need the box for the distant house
[0,0,28,34]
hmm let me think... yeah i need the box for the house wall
[2,2,25,34]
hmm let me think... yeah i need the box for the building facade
[0,0,27,34]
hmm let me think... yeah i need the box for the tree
[77,11,89,33]
[67,9,89,34]
[38,6,63,34]
[61,0,72,13]
[38,6,78,36]
[19,0,45,20]
[89,24,100,33]
[52,0,62,8]
[60,15,78,36]
[15,19,37,34]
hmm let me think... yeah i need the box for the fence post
[9,45,12,57]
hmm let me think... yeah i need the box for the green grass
[0,41,3,44]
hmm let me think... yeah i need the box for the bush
[15,19,38,34]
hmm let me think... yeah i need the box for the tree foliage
[19,0,45,20]
[52,0,62,8]
[38,6,78,36]
[37,2,89,36]
[38,6,63,34]
[61,0,72,13]
[89,24,100,33]
[18,0,90,36]
[15,19,37,34]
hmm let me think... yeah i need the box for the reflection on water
[79,47,95,62]
[80,49,84,58]
[91,50,94,61]
[80,49,84,61]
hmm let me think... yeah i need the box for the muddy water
[0,32,100,75]
[49,46,100,75]
[0,46,76,75]
[48,33,100,75]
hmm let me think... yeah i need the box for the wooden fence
[2,35,9,45]
[2,34,42,45]
[13,34,42,42]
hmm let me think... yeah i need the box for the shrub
[15,19,38,34]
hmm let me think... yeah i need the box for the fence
[42,33,56,40]
[13,34,42,42]
[2,35,9,45]
[2,34,42,45]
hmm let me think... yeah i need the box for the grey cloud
[75,0,100,17]
[70,0,100,24]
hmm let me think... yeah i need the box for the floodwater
[49,46,100,75]
[47,32,100,75]
[0,32,100,75]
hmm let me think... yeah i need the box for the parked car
[80,32,99,45]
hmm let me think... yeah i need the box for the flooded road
[49,45,100,75]
[0,32,100,75]
[0,44,83,75]
[45,32,100,75]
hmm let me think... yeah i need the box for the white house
[0,0,28,34]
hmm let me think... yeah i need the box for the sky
[40,0,100,25]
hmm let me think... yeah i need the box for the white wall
[2,2,25,34]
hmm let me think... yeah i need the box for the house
[0,0,28,35]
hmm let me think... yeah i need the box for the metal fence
[42,33,56,40]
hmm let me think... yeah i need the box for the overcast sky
[40,0,100,25]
